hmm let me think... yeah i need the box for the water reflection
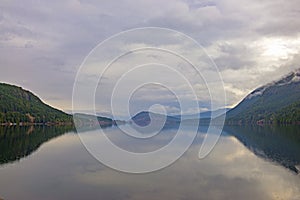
[223,125,300,173]
[0,125,74,165]
[0,125,299,200]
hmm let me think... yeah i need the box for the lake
[0,125,300,200]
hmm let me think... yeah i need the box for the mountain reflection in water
[223,125,300,174]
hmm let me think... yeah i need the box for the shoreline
[0,122,74,126]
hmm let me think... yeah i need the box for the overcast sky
[1,0,300,117]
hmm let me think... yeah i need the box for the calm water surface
[0,125,300,200]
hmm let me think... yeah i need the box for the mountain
[73,113,116,130]
[131,111,180,127]
[0,83,72,124]
[173,108,230,120]
[0,82,120,127]
[225,69,300,125]
[131,111,218,127]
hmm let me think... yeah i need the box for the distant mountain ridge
[172,108,229,120]
[2,68,299,126]
[132,69,300,126]
[225,69,300,124]
[130,110,213,127]
[131,111,180,127]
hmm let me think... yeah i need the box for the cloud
[0,0,299,116]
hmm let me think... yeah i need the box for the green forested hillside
[274,101,300,124]
[0,83,72,124]
[225,70,300,125]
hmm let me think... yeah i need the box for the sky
[1,0,300,118]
